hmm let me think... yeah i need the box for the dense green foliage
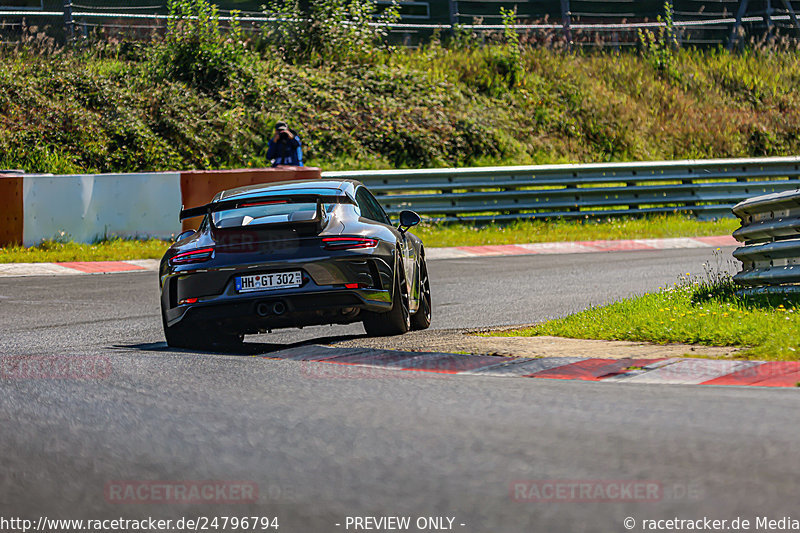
[260,0,399,64]
[148,0,251,93]
[1,2,800,174]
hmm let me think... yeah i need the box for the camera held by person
[266,121,304,167]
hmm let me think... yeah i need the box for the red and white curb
[268,345,800,388]
[0,259,159,277]
[0,235,738,277]
[425,235,738,260]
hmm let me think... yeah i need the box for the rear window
[212,202,335,229]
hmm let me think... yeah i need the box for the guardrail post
[763,0,776,45]
[63,0,74,42]
[727,0,749,50]
[560,0,572,47]
[448,0,458,26]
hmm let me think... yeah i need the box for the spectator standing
[266,121,303,167]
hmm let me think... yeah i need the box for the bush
[3,35,800,174]
[260,0,399,64]
[148,0,250,92]
[638,1,679,81]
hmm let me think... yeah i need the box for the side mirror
[175,229,197,242]
[398,210,421,233]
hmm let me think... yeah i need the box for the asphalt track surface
[2,247,799,532]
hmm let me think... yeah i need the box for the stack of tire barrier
[0,167,320,247]
[732,189,800,294]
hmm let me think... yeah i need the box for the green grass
[414,215,738,248]
[488,268,800,361]
[0,238,170,263]
[0,215,735,262]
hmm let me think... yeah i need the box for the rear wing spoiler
[179,194,354,221]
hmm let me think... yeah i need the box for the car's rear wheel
[362,260,411,337]
[411,254,431,331]
[162,312,244,350]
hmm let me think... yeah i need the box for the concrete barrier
[0,167,321,247]
[180,166,320,231]
[23,172,182,245]
[0,174,24,246]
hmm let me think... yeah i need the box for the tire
[362,258,411,337]
[163,312,244,350]
[411,254,431,331]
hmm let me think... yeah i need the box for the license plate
[235,271,302,293]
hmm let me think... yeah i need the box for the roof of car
[218,179,360,201]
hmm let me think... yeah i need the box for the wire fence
[1,0,799,47]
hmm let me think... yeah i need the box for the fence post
[727,0,749,50]
[448,0,458,27]
[560,0,572,46]
[763,0,775,44]
[63,0,74,42]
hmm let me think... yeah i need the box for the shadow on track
[112,333,368,357]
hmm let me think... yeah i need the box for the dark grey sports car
[159,179,431,349]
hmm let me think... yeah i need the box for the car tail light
[169,247,215,265]
[344,282,371,289]
[322,237,378,251]
[180,297,199,304]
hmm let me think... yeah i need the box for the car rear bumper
[163,287,392,333]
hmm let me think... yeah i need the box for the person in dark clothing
[266,121,303,167]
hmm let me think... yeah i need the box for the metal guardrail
[323,156,800,223]
[732,188,800,291]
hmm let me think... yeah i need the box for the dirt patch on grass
[328,329,742,359]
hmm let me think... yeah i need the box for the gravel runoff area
[327,328,742,359]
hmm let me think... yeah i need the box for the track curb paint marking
[55,261,147,273]
[0,259,160,277]
[526,358,667,381]
[267,345,800,388]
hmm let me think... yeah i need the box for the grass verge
[488,259,800,361]
[414,215,738,247]
[0,215,736,263]
[0,238,170,264]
